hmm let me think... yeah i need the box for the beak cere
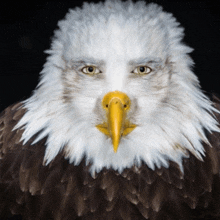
[96,91,136,152]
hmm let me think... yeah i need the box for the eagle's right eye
[81,66,101,75]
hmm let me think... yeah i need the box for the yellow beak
[96,91,136,152]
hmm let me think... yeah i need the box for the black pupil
[88,67,94,72]
[139,67,145,72]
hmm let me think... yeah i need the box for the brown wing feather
[1,95,220,220]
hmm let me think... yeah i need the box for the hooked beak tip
[113,144,119,153]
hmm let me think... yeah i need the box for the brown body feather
[1,96,220,220]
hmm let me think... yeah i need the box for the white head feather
[15,0,219,174]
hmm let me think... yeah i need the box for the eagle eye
[133,66,152,75]
[81,66,101,75]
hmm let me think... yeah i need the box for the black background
[0,0,220,112]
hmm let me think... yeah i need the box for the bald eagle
[1,0,220,219]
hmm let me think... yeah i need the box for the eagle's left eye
[133,66,152,75]
[81,66,101,75]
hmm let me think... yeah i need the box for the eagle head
[15,0,219,174]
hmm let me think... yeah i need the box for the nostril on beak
[96,91,137,152]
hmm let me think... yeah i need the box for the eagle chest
[2,135,220,219]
